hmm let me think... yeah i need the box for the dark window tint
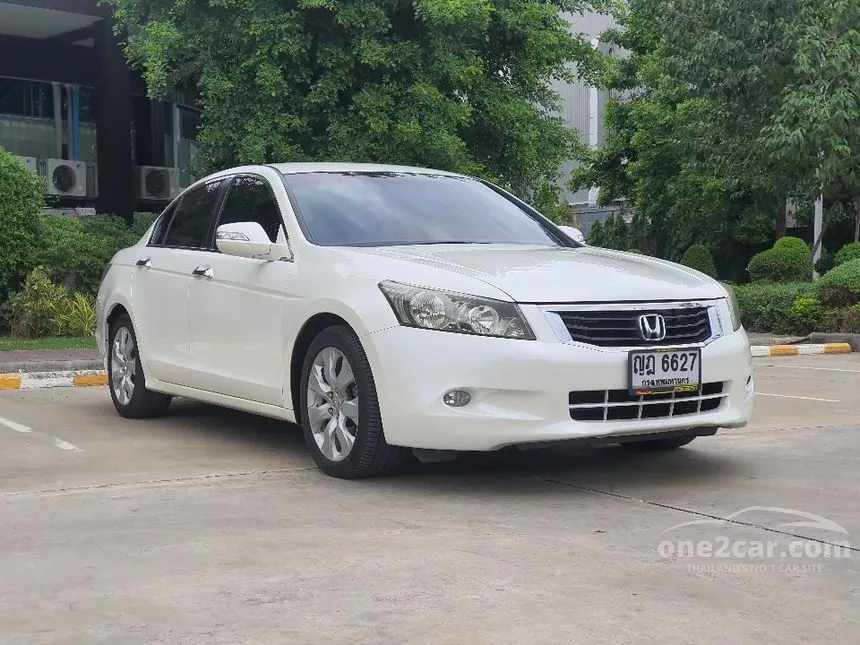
[283,172,566,247]
[217,175,284,243]
[148,202,177,246]
[162,179,224,248]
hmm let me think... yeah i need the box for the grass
[0,336,97,352]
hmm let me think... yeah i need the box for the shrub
[9,266,71,338]
[747,236,812,283]
[820,305,860,334]
[835,242,860,267]
[39,213,156,295]
[680,244,718,278]
[0,146,45,306]
[57,292,97,337]
[815,258,860,307]
[733,282,815,333]
[788,296,823,334]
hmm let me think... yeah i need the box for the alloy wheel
[306,346,360,462]
[111,326,137,406]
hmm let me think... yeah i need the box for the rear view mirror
[216,222,292,261]
[558,225,586,245]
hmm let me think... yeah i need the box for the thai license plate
[628,348,702,396]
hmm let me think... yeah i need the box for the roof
[268,162,465,177]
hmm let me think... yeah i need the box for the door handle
[192,265,213,279]
[136,258,151,267]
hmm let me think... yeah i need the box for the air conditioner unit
[14,156,38,174]
[136,166,180,200]
[42,159,87,198]
[86,163,99,199]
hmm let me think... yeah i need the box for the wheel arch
[289,313,357,412]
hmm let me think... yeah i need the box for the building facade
[0,0,199,219]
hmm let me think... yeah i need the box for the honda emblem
[638,314,667,341]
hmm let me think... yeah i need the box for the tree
[571,0,860,280]
[108,0,607,200]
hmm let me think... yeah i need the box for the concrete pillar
[93,18,134,222]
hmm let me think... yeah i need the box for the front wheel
[619,435,697,452]
[108,314,172,418]
[298,325,408,478]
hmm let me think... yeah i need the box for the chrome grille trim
[569,382,727,422]
[540,301,724,350]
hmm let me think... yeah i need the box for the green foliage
[835,242,860,267]
[571,0,860,277]
[39,214,156,295]
[820,304,860,334]
[530,178,571,224]
[680,244,717,278]
[108,0,606,199]
[788,296,823,334]
[626,248,643,254]
[9,266,70,338]
[0,146,46,308]
[747,237,812,283]
[816,258,860,307]
[733,282,815,333]
[57,292,97,337]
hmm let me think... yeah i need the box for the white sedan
[96,163,755,478]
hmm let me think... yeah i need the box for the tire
[619,435,697,452]
[108,314,172,418]
[299,324,408,478]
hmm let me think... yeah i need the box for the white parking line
[756,393,840,403]
[0,415,83,452]
[760,365,860,374]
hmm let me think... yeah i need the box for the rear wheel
[299,325,408,478]
[619,435,697,451]
[108,314,172,418]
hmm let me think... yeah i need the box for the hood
[347,244,726,303]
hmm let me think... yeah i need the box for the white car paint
[96,162,754,457]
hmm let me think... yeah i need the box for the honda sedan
[96,163,755,478]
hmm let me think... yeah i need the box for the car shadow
[154,398,742,499]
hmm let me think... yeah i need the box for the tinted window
[283,172,565,247]
[217,175,284,243]
[162,179,224,248]
[148,202,177,246]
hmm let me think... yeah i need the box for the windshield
[282,171,569,247]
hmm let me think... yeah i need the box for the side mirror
[558,225,586,245]
[215,222,292,261]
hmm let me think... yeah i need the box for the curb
[750,343,853,357]
[0,370,107,390]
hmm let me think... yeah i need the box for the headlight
[724,286,741,331]
[378,281,536,340]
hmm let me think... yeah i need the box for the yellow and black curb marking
[0,371,108,390]
[750,343,852,358]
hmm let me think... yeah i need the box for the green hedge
[747,236,812,283]
[816,258,860,307]
[39,214,157,295]
[681,244,717,278]
[0,147,45,307]
[835,242,860,267]
[732,282,815,333]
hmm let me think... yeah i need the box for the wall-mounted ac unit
[136,166,180,201]
[14,156,38,174]
[86,163,99,199]
[42,159,87,198]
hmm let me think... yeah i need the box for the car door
[131,178,227,385]
[186,173,294,405]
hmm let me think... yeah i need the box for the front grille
[569,382,725,422]
[555,306,712,347]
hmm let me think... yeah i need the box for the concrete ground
[1,354,859,644]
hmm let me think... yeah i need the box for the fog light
[443,389,471,407]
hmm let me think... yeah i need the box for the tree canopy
[572,0,860,279]
[108,0,607,202]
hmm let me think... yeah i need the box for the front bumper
[362,321,755,452]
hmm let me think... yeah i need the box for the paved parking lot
[1,354,859,644]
